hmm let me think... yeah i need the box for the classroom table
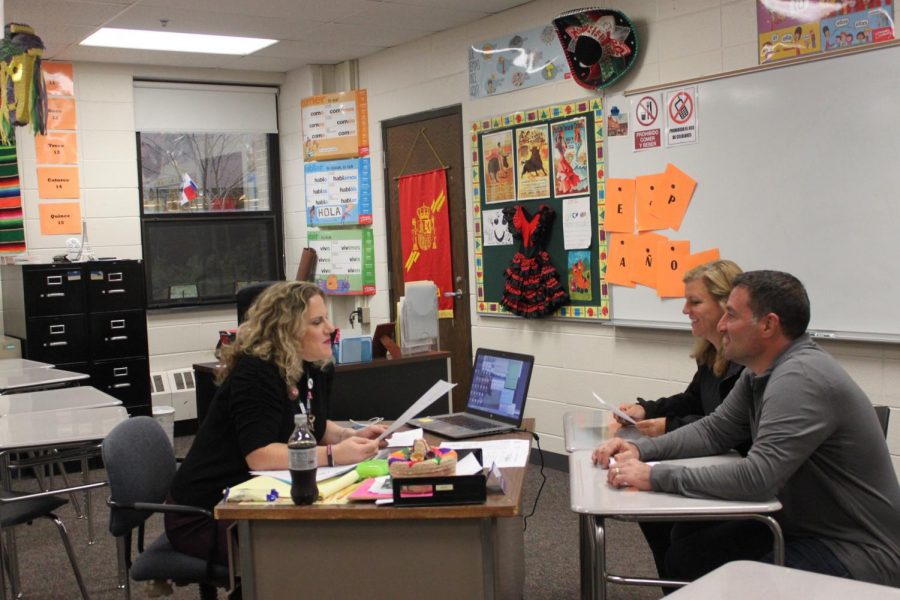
[0,367,88,394]
[0,386,121,416]
[569,449,783,600]
[563,410,642,452]
[215,421,533,600]
[0,359,53,372]
[667,560,900,599]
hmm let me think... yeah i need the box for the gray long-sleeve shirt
[634,335,900,587]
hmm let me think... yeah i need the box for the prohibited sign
[668,91,693,125]
[635,96,658,126]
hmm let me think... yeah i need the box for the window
[136,82,283,308]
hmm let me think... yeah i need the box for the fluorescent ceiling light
[80,28,277,55]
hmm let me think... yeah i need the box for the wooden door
[382,106,472,410]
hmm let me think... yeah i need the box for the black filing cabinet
[1,260,151,416]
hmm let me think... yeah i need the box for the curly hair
[684,259,743,377]
[217,281,329,389]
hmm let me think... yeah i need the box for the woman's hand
[332,437,380,465]
[616,403,646,424]
[635,417,667,437]
[352,423,388,443]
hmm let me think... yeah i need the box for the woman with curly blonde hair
[166,281,385,566]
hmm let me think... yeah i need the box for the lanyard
[300,373,315,428]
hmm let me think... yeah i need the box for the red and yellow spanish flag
[398,168,453,318]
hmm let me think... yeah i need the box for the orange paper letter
[656,240,692,297]
[43,63,75,97]
[632,232,667,289]
[36,132,78,164]
[37,167,80,199]
[603,178,635,233]
[683,248,721,273]
[648,164,697,231]
[606,233,638,287]
[39,202,82,235]
[46,97,77,130]
[635,173,668,231]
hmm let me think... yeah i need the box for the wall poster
[307,228,376,296]
[301,90,369,161]
[304,157,372,226]
[471,99,610,320]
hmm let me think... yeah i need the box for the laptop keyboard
[442,414,496,430]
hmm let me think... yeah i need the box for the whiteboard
[606,44,900,342]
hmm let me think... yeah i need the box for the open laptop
[409,348,534,439]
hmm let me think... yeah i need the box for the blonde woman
[166,281,385,565]
[616,259,745,437]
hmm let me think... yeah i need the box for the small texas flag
[180,173,198,205]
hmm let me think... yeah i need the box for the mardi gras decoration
[0,23,47,144]
[553,8,639,90]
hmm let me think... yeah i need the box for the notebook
[409,348,534,440]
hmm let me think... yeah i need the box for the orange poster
[46,97,77,130]
[43,62,75,97]
[656,240,692,297]
[648,163,697,231]
[684,248,721,274]
[36,132,78,164]
[632,232,667,289]
[603,178,635,232]
[635,173,668,231]
[37,166,80,199]
[606,233,637,287]
[39,202,82,235]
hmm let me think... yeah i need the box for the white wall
[4,0,897,474]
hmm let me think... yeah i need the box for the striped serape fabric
[0,143,25,255]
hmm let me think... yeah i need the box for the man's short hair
[732,270,810,340]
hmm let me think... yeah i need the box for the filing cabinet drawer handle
[113,367,129,377]
[48,341,68,347]
[45,292,65,298]
[46,275,63,285]
[111,383,131,389]
[110,320,125,329]
[104,289,126,294]
[108,272,123,282]
[49,325,66,335]
[109,335,128,341]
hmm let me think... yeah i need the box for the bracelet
[326,444,334,467]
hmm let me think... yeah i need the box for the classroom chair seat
[0,490,90,599]
[102,417,229,600]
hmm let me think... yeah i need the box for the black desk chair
[874,405,890,438]
[102,417,228,600]
[235,281,276,325]
[0,491,90,599]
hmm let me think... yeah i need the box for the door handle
[443,289,465,298]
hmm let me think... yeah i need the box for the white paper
[439,439,531,468]
[385,428,424,447]
[376,380,457,441]
[562,196,592,249]
[592,392,637,425]
[252,463,356,484]
[482,209,514,246]
[455,452,483,476]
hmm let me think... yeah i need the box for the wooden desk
[668,561,900,599]
[0,368,88,394]
[0,386,121,416]
[194,351,452,425]
[569,450,783,600]
[216,422,532,600]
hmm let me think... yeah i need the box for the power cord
[515,429,545,532]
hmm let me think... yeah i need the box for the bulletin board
[471,99,609,319]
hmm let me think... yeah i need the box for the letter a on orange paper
[606,233,638,287]
[603,178,635,232]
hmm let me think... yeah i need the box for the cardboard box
[0,336,21,359]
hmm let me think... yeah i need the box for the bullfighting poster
[481,129,515,204]
[399,169,454,318]
[514,124,550,200]
[551,117,590,198]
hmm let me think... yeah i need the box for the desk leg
[580,514,606,600]
[480,519,496,600]
[81,455,94,544]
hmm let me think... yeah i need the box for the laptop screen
[466,349,534,423]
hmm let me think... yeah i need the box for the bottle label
[289,446,317,471]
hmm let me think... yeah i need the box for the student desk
[0,359,53,372]
[569,449,783,600]
[0,386,121,416]
[563,410,642,452]
[215,421,532,600]
[0,367,88,394]
[668,560,900,599]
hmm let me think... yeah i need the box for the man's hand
[615,403,646,425]
[635,417,667,437]
[591,438,640,467]
[607,458,652,491]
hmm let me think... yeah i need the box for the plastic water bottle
[287,414,318,505]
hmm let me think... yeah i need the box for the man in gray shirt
[593,271,900,587]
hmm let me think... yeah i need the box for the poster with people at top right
[757,0,894,64]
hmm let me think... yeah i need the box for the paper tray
[391,473,487,507]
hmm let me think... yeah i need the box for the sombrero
[553,8,639,90]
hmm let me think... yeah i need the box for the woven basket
[388,453,457,479]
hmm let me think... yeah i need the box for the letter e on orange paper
[603,178,635,232]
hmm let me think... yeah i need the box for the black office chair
[874,405,890,438]
[235,281,276,325]
[0,491,90,599]
[102,417,228,600]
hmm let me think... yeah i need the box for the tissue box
[333,336,372,364]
